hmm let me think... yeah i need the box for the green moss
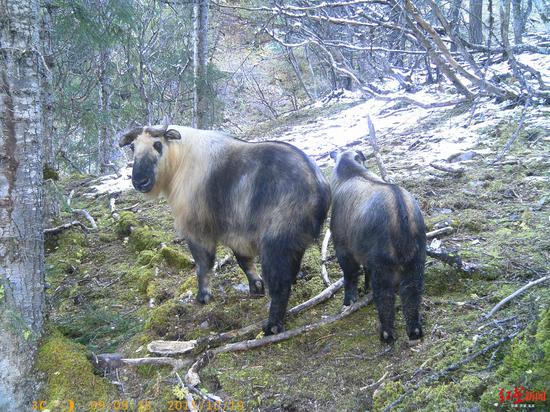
[43,164,59,181]
[98,231,117,243]
[480,305,550,410]
[373,380,405,411]
[159,245,193,269]
[127,266,155,296]
[144,299,188,336]
[116,211,139,238]
[128,226,170,252]
[37,329,113,407]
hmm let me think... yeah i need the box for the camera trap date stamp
[32,399,246,411]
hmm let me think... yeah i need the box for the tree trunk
[97,48,112,174]
[193,0,210,129]
[512,0,533,45]
[449,0,462,52]
[469,0,483,44]
[0,0,45,409]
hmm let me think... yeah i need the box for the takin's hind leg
[260,242,304,335]
[234,253,265,297]
[336,251,361,305]
[187,240,215,304]
[399,272,423,341]
[371,268,397,343]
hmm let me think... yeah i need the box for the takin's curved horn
[145,115,171,137]
[118,127,143,147]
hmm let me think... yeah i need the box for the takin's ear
[118,128,141,147]
[354,150,366,163]
[164,129,181,140]
[329,150,338,162]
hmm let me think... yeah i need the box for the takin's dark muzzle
[132,156,157,193]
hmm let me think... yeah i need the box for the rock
[447,151,477,163]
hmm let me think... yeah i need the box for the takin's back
[330,154,425,268]
[168,133,330,255]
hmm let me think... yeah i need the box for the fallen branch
[320,228,332,286]
[92,353,191,372]
[429,162,465,175]
[72,208,97,230]
[492,99,530,163]
[426,246,464,270]
[44,220,89,236]
[148,277,345,355]
[186,293,373,388]
[366,115,390,182]
[484,275,550,319]
[426,227,454,239]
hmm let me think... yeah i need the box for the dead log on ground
[426,227,453,239]
[429,162,465,175]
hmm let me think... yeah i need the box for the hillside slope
[40,63,549,411]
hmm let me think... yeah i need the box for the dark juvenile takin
[119,120,330,335]
[330,150,426,343]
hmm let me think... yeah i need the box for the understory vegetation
[39,97,549,411]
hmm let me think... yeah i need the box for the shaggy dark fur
[330,150,426,343]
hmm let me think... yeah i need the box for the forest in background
[1,0,549,411]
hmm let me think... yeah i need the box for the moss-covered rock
[159,245,193,269]
[37,329,113,408]
[116,211,139,238]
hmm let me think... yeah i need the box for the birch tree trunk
[193,0,210,129]
[0,0,45,409]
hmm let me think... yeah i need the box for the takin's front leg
[187,240,215,304]
[234,253,265,297]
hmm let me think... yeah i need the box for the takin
[329,150,426,343]
[119,120,330,335]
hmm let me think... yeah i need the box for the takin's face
[130,132,164,193]
[119,126,181,193]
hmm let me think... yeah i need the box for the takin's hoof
[343,294,358,306]
[407,326,423,341]
[196,290,213,304]
[263,322,284,336]
[249,280,265,298]
[380,330,396,344]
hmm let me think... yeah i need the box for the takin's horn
[146,115,171,137]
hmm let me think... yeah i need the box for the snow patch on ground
[83,166,133,198]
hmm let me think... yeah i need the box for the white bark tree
[0,0,45,409]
